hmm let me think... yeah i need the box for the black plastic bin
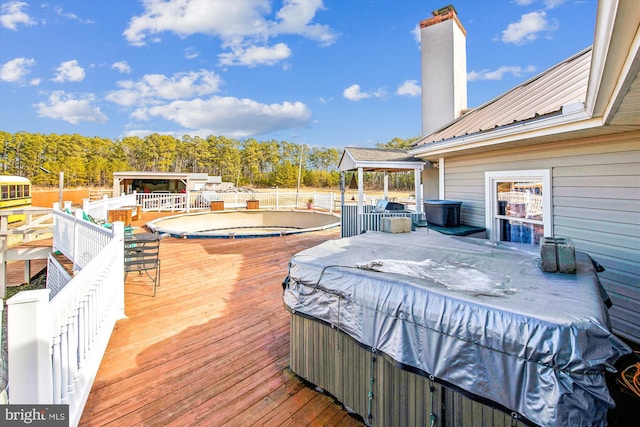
[424,200,462,227]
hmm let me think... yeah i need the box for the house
[410,2,640,343]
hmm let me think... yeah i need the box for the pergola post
[357,167,364,232]
[383,171,389,200]
[414,168,423,214]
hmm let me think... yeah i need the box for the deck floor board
[80,223,363,426]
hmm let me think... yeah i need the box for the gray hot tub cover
[283,231,631,427]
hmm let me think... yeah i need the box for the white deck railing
[133,190,337,212]
[341,204,424,238]
[53,207,113,272]
[82,194,137,221]
[5,208,125,427]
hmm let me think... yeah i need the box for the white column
[383,171,389,200]
[414,168,423,214]
[357,167,364,232]
[439,157,445,199]
[0,214,7,299]
[7,288,53,403]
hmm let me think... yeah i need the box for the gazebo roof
[338,147,425,172]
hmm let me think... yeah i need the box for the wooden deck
[80,216,364,426]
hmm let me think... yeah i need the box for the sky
[0,0,598,149]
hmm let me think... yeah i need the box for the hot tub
[283,232,630,426]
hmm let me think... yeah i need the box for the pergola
[112,172,218,197]
[338,147,425,221]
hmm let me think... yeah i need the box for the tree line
[1,131,419,190]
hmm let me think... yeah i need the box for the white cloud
[131,96,312,138]
[105,69,223,107]
[52,5,93,23]
[514,0,566,9]
[543,0,566,9]
[35,91,107,124]
[111,61,131,74]
[396,80,421,97]
[184,47,200,60]
[269,0,336,46]
[52,60,85,82]
[412,24,421,47]
[343,84,370,101]
[343,84,386,101]
[467,65,536,81]
[502,11,558,45]
[0,1,36,30]
[123,0,337,67]
[218,43,292,67]
[0,57,35,83]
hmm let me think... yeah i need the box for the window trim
[484,169,552,243]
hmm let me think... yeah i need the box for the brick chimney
[420,5,467,137]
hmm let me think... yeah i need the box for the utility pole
[295,146,304,206]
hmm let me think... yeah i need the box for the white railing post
[276,188,279,210]
[112,221,126,319]
[102,195,109,219]
[0,301,5,404]
[73,212,81,272]
[7,288,53,404]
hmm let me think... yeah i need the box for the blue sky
[0,0,597,148]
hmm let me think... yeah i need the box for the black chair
[124,234,161,296]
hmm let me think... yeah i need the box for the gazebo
[338,147,425,237]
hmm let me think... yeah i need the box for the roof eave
[409,104,597,159]
[585,0,640,119]
[339,159,425,172]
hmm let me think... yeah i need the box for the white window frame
[484,170,552,243]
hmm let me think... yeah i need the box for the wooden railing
[5,208,125,427]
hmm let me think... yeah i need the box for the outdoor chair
[124,234,161,296]
[82,210,134,236]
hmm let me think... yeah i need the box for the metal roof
[338,147,424,172]
[414,47,593,147]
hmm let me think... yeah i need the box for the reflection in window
[496,181,544,244]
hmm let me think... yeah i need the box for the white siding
[442,132,640,343]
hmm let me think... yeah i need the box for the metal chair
[124,234,161,296]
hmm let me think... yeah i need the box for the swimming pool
[146,210,341,238]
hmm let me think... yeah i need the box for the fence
[135,190,337,213]
[341,204,424,238]
[82,194,137,222]
[0,207,53,298]
[32,188,90,208]
[5,207,125,427]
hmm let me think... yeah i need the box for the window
[485,170,551,245]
